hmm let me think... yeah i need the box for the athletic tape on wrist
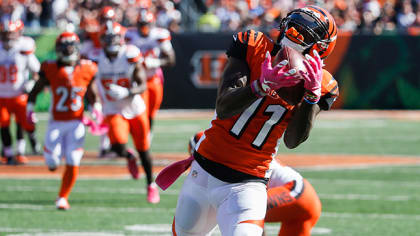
[251,80,267,98]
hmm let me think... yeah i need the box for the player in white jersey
[125,8,176,131]
[80,6,117,158]
[0,19,40,164]
[96,22,160,203]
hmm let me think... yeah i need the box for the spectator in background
[407,4,420,35]
[197,10,221,32]
[396,0,416,30]
[40,0,54,27]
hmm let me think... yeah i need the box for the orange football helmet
[100,22,126,54]
[55,31,80,64]
[99,6,116,25]
[137,9,155,36]
[0,19,24,48]
[278,5,337,59]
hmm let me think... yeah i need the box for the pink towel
[82,116,109,136]
[156,155,194,190]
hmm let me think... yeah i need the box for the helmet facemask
[56,37,80,65]
[101,33,122,56]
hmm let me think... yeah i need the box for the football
[272,46,307,105]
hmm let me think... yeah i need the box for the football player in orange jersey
[171,5,338,235]
[187,131,321,236]
[27,32,99,210]
[0,19,41,164]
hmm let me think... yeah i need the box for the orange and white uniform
[266,160,321,236]
[125,27,172,119]
[195,30,339,182]
[41,59,97,169]
[0,36,39,131]
[173,30,338,236]
[95,44,150,151]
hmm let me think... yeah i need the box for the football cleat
[16,155,28,164]
[147,183,160,204]
[2,156,17,165]
[55,197,70,210]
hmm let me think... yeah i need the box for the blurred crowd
[1,0,420,35]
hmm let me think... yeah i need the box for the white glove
[23,80,35,93]
[144,57,161,69]
[107,84,130,100]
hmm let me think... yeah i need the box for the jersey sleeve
[27,53,41,73]
[319,69,339,110]
[19,37,36,55]
[125,45,143,63]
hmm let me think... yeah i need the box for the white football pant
[43,120,85,169]
[173,161,266,236]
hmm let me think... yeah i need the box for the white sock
[17,139,26,155]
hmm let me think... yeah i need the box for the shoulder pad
[153,28,171,41]
[321,69,339,97]
[125,45,143,63]
[19,37,36,55]
[234,30,265,46]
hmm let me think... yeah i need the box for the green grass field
[1,111,420,236]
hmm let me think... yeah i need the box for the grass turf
[1,113,420,235]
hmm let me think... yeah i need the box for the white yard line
[2,203,420,222]
[1,185,179,195]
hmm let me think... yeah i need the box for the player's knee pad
[65,148,83,166]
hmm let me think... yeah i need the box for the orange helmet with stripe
[278,5,337,59]
[100,22,126,55]
[0,19,24,49]
[55,31,80,64]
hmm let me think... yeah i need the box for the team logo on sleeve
[190,50,227,88]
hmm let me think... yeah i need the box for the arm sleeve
[27,54,41,73]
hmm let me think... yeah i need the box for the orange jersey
[41,60,97,121]
[196,30,339,180]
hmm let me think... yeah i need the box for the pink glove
[156,155,194,190]
[82,116,109,136]
[251,51,301,98]
[300,50,323,104]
